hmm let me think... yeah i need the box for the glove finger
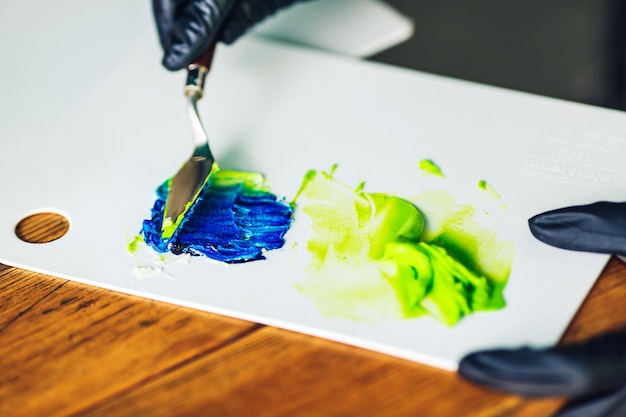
[153,0,189,50]
[529,201,626,255]
[458,328,626,397]
[555,385,626,417]
[161,0,236,71]
[458,347,587,397]
[219,0,311,44]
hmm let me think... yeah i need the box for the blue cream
[140,170,293,263]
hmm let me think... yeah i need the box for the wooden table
[2,215,626,417]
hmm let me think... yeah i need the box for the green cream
[413,189,513,284]
[419,159,444,177]
[293,168,514,325]
[127,234,144,253]
[478,179,501,199]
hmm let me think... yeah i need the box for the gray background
[370,0,624,110]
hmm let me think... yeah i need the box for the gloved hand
[459,201,626,417]
[153,0,313,71]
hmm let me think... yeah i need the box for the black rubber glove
[459,329,626,416]
[458,201,626,416]
[528,202,626,256]
[153,0,312,71]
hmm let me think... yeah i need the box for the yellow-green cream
[293,167,514,325]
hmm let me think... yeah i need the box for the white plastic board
[1,2,625,370]
[252,0,414,57]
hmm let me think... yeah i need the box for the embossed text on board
[523,126,624,188]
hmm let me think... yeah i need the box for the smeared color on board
[419,159,444,177]
[136,170,293,263]
[293,166,514,325]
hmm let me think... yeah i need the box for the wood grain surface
[2,215,626,417]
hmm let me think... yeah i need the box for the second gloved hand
[528,201,626,256]
[153,0,313,71]
[458,328,626,416]
[459,201,626,416]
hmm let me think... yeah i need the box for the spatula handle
[184,41,217,98]
[193,41,217,71]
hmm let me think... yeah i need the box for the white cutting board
[252,0,413,57]
[2,2,626,371]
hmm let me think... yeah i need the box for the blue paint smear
[141,172,293,263]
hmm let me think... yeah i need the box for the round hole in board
[15,212,70,243]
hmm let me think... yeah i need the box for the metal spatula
[162,44,218,240]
